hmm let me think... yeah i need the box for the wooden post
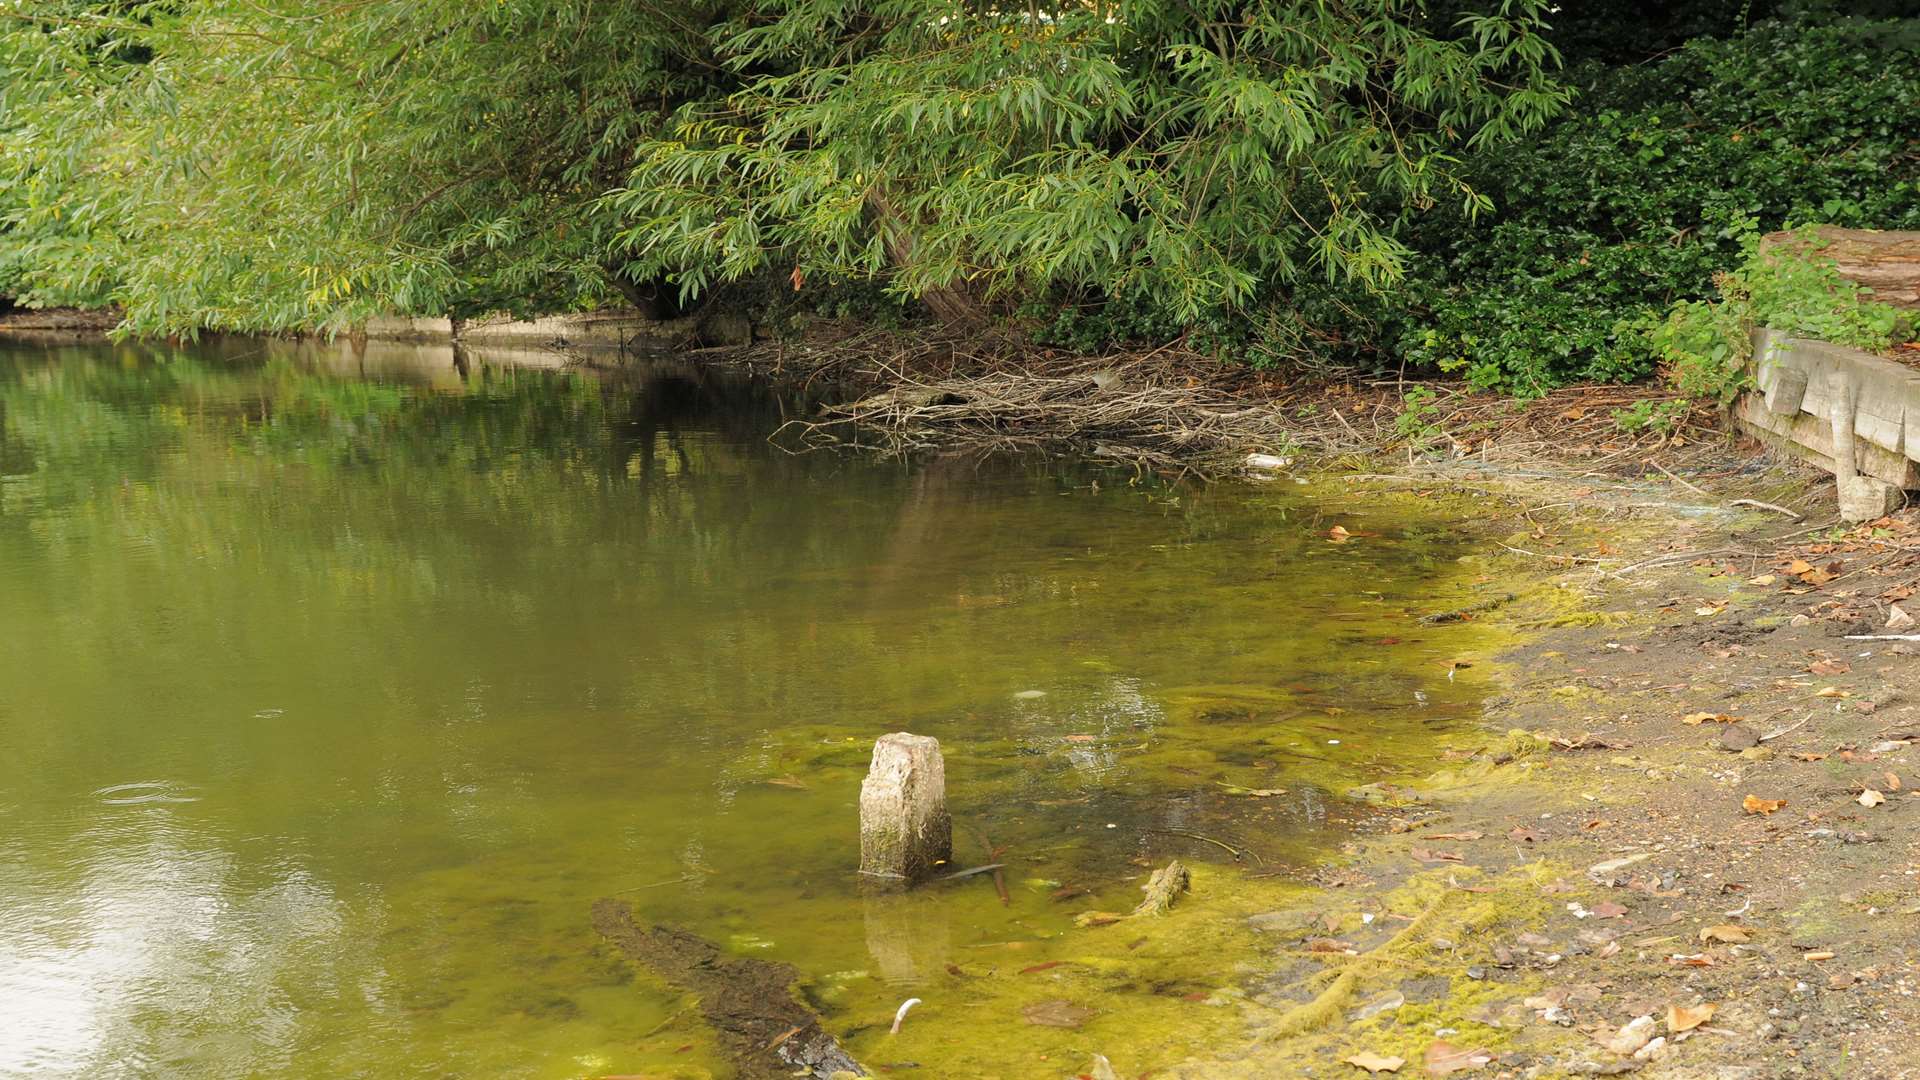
[859,733,951,884]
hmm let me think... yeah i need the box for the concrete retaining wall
[1736,329,1920,489]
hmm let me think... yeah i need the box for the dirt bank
[0,306,122,332]
[1167,447,1920,1079]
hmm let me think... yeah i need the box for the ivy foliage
[1359,14,1920,395]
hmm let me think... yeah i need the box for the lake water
[0,336,1492,1077]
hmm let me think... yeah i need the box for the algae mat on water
[0,338,1508,1077]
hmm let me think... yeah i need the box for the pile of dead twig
[780,350,1298,467]
[711,330,1702,469]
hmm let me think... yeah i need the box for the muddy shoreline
[1173,454,1920,1079]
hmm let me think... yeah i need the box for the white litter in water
[890,997,922,1035]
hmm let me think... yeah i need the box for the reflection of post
[859,733,951,884]
[863,890,952,986]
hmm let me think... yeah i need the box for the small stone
[1588,854,1650,885]
[1741,746,1777,762]
[1888,605,1916,631]
[1349,990,1405,1022]
[1606,1015,1657,1055]
[1838,476,1900,523]
[1718,726,1760,751]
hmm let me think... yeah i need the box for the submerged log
[590,899,866,1079]
[859,733,951,884]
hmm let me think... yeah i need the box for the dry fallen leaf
[1683,711,1741,725]
[1328,525,1353,543]
[1858,789,1887,808]
[1699,924,1751,944]
[1423,1041,1493,1076]
[1743,794,1788,815]
[1344,1051,1406,1074]
[1746,574,1777,586]
[1424,832,1485,841]
[1410,847,1464,863]
[1886,771,1903,792]
[1809,659,1852,676]
[1787,559,1815,575]
[1666,1002,1717,1032]
[1805,950,1837,962]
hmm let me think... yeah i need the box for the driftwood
[1419,593,1517,625]
[591,899,866,1079]
[1131,860,1191,917]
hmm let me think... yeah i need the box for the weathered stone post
[858,733,951,885]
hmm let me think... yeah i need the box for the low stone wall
[365,307,686,348]
[1736,328,1919,518]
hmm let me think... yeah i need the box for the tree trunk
[865,189,987,330]
[1763,227,1920,309]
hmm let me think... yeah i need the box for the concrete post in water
[859,733,951,884]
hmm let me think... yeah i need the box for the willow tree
[1,0,733,334]
[610,0,1570,326]
[2,0,1567,336]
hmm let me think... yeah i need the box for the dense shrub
[1365,16,1920,395]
